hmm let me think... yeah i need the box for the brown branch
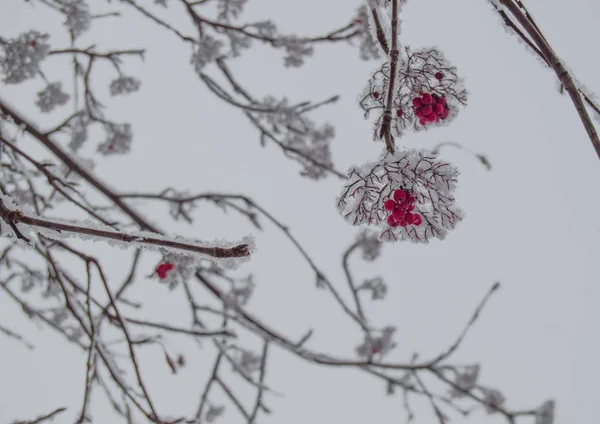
[496,0,600,160]
[11,407,67,424]
[381,0,400,154]
[370,7,390,55]
[0,197,250,259]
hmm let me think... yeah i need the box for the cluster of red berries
[412,93,449,126]
[384,189,423,227]
[156,262,174,279]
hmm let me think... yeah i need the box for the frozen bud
[235,349,261,374]
[481,387,506,413]
[356,229,382,261]
[450,364,480,397]
[35,82,70,113]
[362,277,387,300]
[68,114,89,152]
[109,75,141,96]
[535,400,555,424]
[191,35,224,72]
[354,5,380,61]
[274,36,314,68]
[1,31,50,84]
[224,275,255,308]
[217,0,247,21]
[98,123,133,155]
[63,0,91,39]
[205,405,225,423]
[252,20,277,38]
[356,326,397,358]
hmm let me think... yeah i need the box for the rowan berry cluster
[156,262,174,279]
[413,92,449,126]
[383,188,423,227]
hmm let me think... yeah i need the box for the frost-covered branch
[489,0,600,160]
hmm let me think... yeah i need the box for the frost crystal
[97,123,132,155]
[361,277,387,300]
[35,82,70,113]
[0,31,50,84]
[337,149,463,243]
[535,400,555,424]
[450,364,480,397]
[223,275,254,308]
[68,114,88,152]
[205,405,225,423]
[191,36,224,72]
[217,0,247,21]
[109,75,141,96]
[481,387,506,413]
[355,229,381,261]
[63,0,91,39]
[356,326,396,358]
[354,5,381,61]
[274,36,314,68]
[234,349,261,374]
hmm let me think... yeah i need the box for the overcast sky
[1,0,600,423]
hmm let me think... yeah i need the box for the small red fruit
[435,72,444,80]
[30,40,37,47]
[420,105,433,116]
[438,97,447,105]
[412,98,422,108]
[387,215,399,227]
[392,208,406,220]
[441,108,449,119]
[413,214,423,226]
[434,103,444,114]
[384,199,396,211]
[421,93,433,105]
[393,189,407,202]
[396,109,403,118]
[419,118,426,126]
[372,92,380,99]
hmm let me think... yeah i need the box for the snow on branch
[0,195,253,269]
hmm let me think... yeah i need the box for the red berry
[384,199,396,211]
[396,109,403,117]
[372,92,380,99]
[387,215,399,227]
[393,189,407,202]
[354,19,362,24]
[413,214,423,226]
[419,118,426,126]
[438,97,447,105]
[441,109,449,119]
[415,108,424,118]
[405,213,415,225]
[421,93,433,105]
[398,219,407,227]
[420,105,433,116]
[412,98,422,108]
[392,207,406,220]
[166,263,174,270]
[30,40,37,47]
[426,114,436,122]
[435,72,444,80]
[405,203,415,212]
[434,103,444,114]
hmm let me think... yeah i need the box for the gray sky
[1,0,599,423]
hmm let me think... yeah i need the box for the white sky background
[1,0,600,423]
